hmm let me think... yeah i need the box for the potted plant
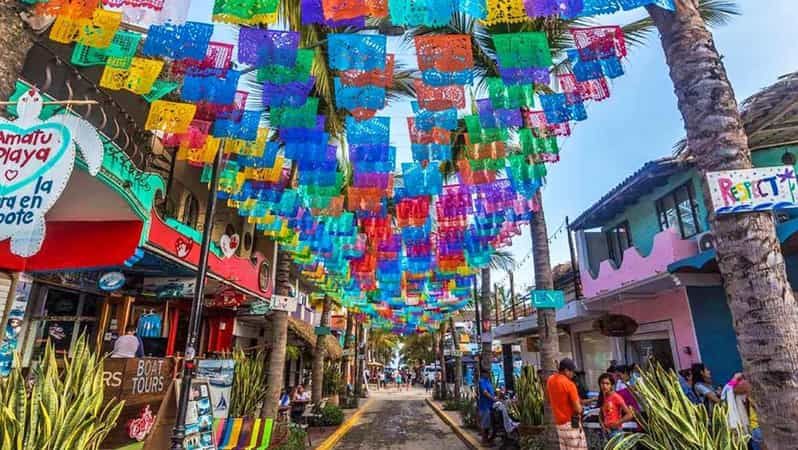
[511,366,545,437]
[0,337,124,449]
[322,365,343,406]
[229,349,268,417]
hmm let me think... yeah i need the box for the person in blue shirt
[478,366,496,444]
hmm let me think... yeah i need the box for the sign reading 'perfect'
[707,165,798,214]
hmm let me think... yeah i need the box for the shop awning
[493,299,598,340]
[144,213,272,301]
[0,220,143,272]
[286,316,343,360]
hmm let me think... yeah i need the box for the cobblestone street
[334,388,468,450]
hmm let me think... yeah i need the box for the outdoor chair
[301,399,328,447]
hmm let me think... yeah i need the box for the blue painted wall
[686,286,743,386]
[601,169,711,256]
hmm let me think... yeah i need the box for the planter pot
[518,424,545,437]
[326,394,340,406]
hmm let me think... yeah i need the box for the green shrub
[442,399,460,411]
[319,404,345,426]
[0,337,124,450]
[605,363,748,450]
[230,349,267,417]
[460,397,478,429]
[511,366,545,426]
[323,365,343,397]
[276,423,307,450]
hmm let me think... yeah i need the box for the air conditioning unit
[696,231,715,252]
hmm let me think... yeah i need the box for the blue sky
[506,0,798,291]
[188,1,798,292]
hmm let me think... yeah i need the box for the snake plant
[229,349,268,417]
[606,363,748,450]
[0,337,124,450]
[511,366,545,427]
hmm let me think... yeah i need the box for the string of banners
[19,0,673,333]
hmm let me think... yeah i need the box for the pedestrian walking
[597,373,635,440]
[546,358,587,450]
[478,367,496,445]
[378,371,385,390]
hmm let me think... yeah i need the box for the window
[605,221,632,266]
[181,193,199,229]
[656,182,701,238]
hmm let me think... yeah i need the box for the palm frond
[625,0,740,47]
[489,249,516,272]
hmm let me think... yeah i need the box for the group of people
[364,368,413,391]
[279,384,311,423]
[475,358,762,450]
[679,363,763,450]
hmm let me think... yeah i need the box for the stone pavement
[333,387,469,450]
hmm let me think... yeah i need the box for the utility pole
[171,148,222,450]
[493,283,500,325]
[509,271,517,320]
[566,216,582,299]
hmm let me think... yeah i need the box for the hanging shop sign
[99,271,127,291]
[270,294,298,312]
[0,90,103,257]
[142,277,195,298]
[315,326,331,336]
[219,233,240,258]
[208,287,246,308]
[707,165,798,214]
[593,314,639,337]
[531,290,565,309]
[330,314,346,331]
[102,357,175,448]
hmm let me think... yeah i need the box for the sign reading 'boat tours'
[0,90,103,257]
[707,165,798,214]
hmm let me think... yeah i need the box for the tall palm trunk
[353,322,364,399]
[0,3,32,106]
[311,295,332,404]
[530,191,559,447]
[449,316,462,400]
[479,267,492,364]
[262,247,293,419]
[438,322,448,399]
[342,310,354,387]
[647,2,798,444]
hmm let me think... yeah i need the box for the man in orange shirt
[546,358,587,450]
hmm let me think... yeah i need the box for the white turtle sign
[0,89,103,257]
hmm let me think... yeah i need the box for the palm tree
[437,320,448,399]
[605,1,798,445]
[262,246,293,418]
[480,250,515,354]
[368,328,400,365]
[400,332,435,366]
[449,315,463,400]
[342,310,355,387]
[311,295,333,404]
[530,190,560,446]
